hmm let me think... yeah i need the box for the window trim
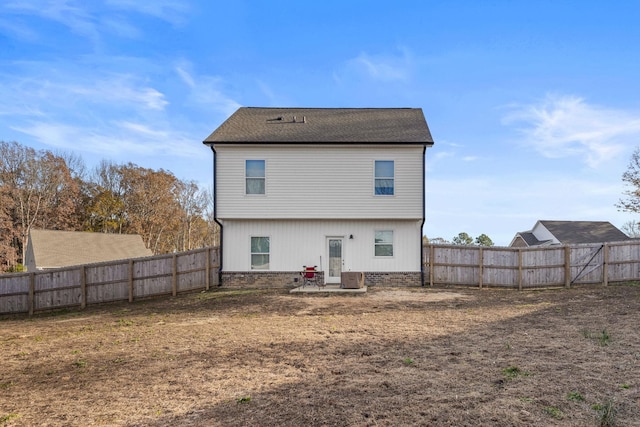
[250,235,270,270]
[245,159,266,196]
[374,230,394,257]
[373,160,395,196]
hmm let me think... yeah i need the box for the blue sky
[2,1,640,245]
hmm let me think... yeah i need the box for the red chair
[301,265,321,288]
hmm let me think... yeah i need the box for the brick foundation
[221,271,324,288]
[220,271,421,288]
[363,272,422,287]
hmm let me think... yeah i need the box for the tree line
[0,141,218,272]
[424,232,494,246]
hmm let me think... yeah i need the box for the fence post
[172,254,177,297]
[478,247,483,289]
[128,259,134,303]
[28,273,35,316]
[603,243,609,286]
[429,245,434,287]
[205,247,211,291]
[518,249,523,291]
[564,245,571,288]
[80,265,86,309]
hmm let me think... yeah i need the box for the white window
[246,160,265,195]
[374,160,394,195]
[251,236,270,269]
[375,230,393,256]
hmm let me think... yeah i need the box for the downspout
[209,145,223,286]
[420,144,426,287]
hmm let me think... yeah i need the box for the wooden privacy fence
[0,247,220,315]
[423,240,640,289]
[3,241,640,315]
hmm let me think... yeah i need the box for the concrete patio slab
[289,284,367,294]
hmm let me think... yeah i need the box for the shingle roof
[518,232,550,246]
[28,229,152,269]
[203,107,434,144]
[540,220,630,244]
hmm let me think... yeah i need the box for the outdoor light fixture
[349,234,354,239]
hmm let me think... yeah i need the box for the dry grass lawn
[1,284,640,426]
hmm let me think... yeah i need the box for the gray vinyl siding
[215,144,424,219]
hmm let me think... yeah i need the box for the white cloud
[12,119,200,159]
[503,94,640,167]
[352,54,407,81]
[1,0,189,43]
[105,0,189,26]
[102,17,141,39]
[338,47,414,83]
[174,63,241,117]
[428,140,479,166]
[72,77,169,111]
[176,65,196,88]
[3,0,99,41]
[0,62,202,169]
[11,121,119,154]
[117,121,169,139]
[1,70,168,112]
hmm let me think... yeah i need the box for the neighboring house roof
[539,220,630,244]
[203,107,434,145]
[510,220,630,247]
[513,232,551,247]
[27,229,152,270]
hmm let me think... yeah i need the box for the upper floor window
[246,160,265,195]
[374,160,394,195]
[374,230,394,256]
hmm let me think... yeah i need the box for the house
[203,107,434,287]
[25,229,152,271]
[509,220,631,247]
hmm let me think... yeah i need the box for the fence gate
[571,244,605,285]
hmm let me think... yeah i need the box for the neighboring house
[203,107,435,287]
[509,220,631,247]
[25,229,152,271]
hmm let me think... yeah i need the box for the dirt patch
[1,285,640,426]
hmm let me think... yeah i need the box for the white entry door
[327,237,343,284]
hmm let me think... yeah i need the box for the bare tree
[0,141,80,263]
[1,141,220,264]
[0,185,17,271]
[618,147,640,213]
[174,180,209,251]
[428,237,450,245]
[120,165,181,254]
[85,160,127,233]
[621,220,640,238]
[35,152,81,231]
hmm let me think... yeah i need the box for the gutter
[421,144,426,286]
[208,144,223,286]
